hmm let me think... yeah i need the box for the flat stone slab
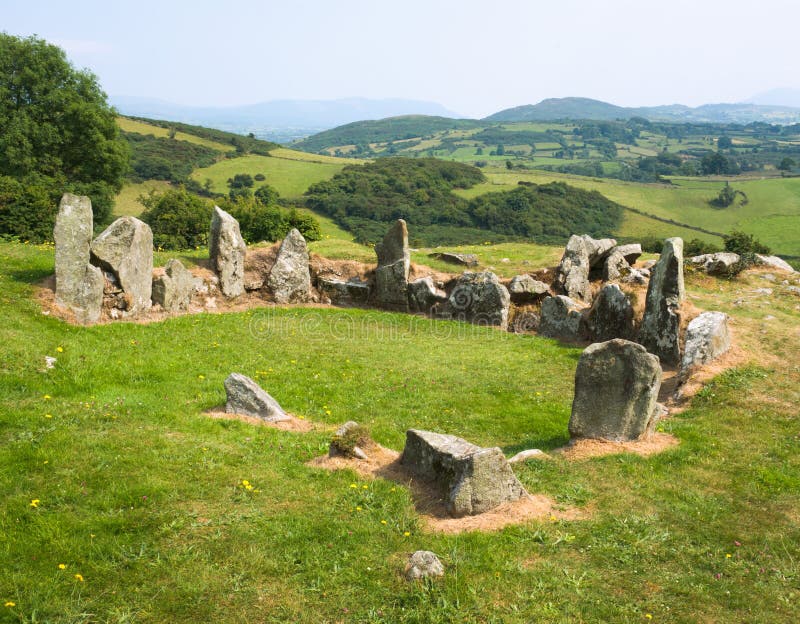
[400,429,526,517]
[317,277,370,305]
[224,373,289,422]
[429,252,479,267]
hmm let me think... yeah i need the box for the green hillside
[486,97,630,122]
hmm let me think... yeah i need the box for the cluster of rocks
[690,251,796,275]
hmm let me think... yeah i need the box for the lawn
[1,240,799,622]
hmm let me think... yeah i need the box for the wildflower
[403,531,411,537]
[734,541,742,547]
[726,553,732,558]
[349,484,357,489]
[58,563,66,570]
[362,485,368,490]
[45,414,52,418]
[74,573,84,582]
[380,520,387,525]
[550,515,557,522]
[325,410,332,416]
[197,374,205,380]
[356,506,362,511]
[29,499,40,508]
[56,346,64,353]
[4,602,15,607]
[43,395,51,400]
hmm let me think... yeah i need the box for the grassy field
[116,117,236,153]
[113,180,173,217]
[2,240,799,622]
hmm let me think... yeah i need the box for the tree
[0,34,128,231]
[701,151,731,175]
[778,157,796,171]
[496,144,505,156]
[717,136,733,149]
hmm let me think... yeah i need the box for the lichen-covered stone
[428,252,478,267]
[267,228,311,303]
[209,206,246,298]
[224,373,289,422]
[755,255,796,273]
[152,259,195,312]
[603,250,631,282]
[373,219,410,311]
[569,339,663,442]
[408,277,447,313]
[441,271,510,329]
[405,551,445,580]
[689,252,741,275]
[612,243,643,264]
[587,284,635,341]
[638,237,685,365]
[508,274,549,304]
[317,277,370,306]
[679,312,731,379]
[90,216,153,314]
[553,235,591,302]
[400,429,526,517]
[539,295,586,341]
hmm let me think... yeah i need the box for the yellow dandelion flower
[325,410,332,416]
[4,601,15,607]
[356,506,362,511]
[58,564,66,569]
[241,480,250,486]
[198,374,205,380]
[29,499,40,508]
[74,573,84,582]
[43,395,51,400]
[349,484,357,489]
[403,531,411,537]
[45,414,52,418]
[380,520,387,525]
[56,346,64,353]
[245,484,254,491]
[362,485,368,490]
[726,553,732,558]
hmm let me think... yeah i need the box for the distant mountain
[486,97,800,124]
[109,96,462,142]
[746,88,800,108]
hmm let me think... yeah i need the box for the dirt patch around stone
[308,445,583,533]
[554,432,679,460]
[205,408,314,432]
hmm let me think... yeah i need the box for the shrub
[0,176,57,243]
[217,197,322,245]
[140,188,212,250]
[254,173,266,181]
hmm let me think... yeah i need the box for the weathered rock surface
[224,373,289,422]
[583,236,618,265]
[587,284,635,341]
[209,206,246,298]
[374,219,410,311]
[267,229,311,303]
[90,216,153,314]
[508,274,549,303]
[612,243,642,264]
[756,254,796,273]
[553,235,591,302]
[317,277,370,305]
[679,312,731,379]
[638,237,685,365]
[569,339,663,442]
[329,421,369,459]
[152,259,195,312]
[510,310,540,333]
[405,551,445,580]
[538,295,586,341]
[408,277,447,313]
[53,193,103,323]
[690,252,741,275]
[429,252,478,267]
[441,271,510,329]
[400,429,526,517]
[603,250,632,282]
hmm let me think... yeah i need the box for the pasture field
[116,117,236,152]
[1,239,799,622]
[113,180,172,217]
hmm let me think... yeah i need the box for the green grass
[116,117,236,152]
[113,180,172,217]
[1,241,800,621]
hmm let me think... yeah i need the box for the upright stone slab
[638,237,685,365]
[224,373,289,422]
[267,228,311,303]
[588,284,635,341]
[553,235,591,302]
[538,295,586,341]
[90,216,153,314]
[152,258,195,312]
[209,206,246,298]
[679,312,731,379]
[569,339,663,442]
[443,271,510,329]
[373,219,410,310]
[400,429,526,517]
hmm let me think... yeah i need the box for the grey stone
[622,268,649,285]
[638,237,685,365]
[329,421,369,459]
[690,252,741,275]
[152,259,195,312]
[569,339,663,442]
[429,252,479,267]
[90,216,153,314]
[441,271,510,329]
[508,449,546,463]
[71,264,104,324]
[375,218,410,267]
[209,206,246,298]
[756,255,796,273]
[539,295,586,341]
[317,277,370,305]
[405,551,445,580]
[223,373,289,422]
[267,229,311,303]
[374,219,410,311]
[680,312,731,379]
[408,277,447,313]
[587,284,635,341]
[583,236,618,266]
[400,429,526,517]
[510,310,540,333]
[603,250,631,282]
[553,235,591,302]
[611,243,642,264]
[508,274,549,303]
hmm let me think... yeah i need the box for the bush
[217,197,322,245]
[0,176,57,242]
[684,238,721,256]
[254,184,280,206]
[723,230,770,255]
[140,188,212,250]
[254,173,266,181]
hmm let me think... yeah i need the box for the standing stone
[679,312,731,379]
[587,284,635,341]
[638,238,685,365]
[569,339,663,442]
[267,228,311,303]
[538,295,586,341]
[209,206,246,298]
[90,216,153,314]
[152,259,195,312]
[553,235,591,302]
[408,277,447,313]
[442,271,510,329]
[224,373,289,422]
[373,219,410,311]
[603,250,631,282]
[405,551,445,581]
[508,274,549,304]
[400,429,526,517]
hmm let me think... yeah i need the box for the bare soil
[554,433,680,460]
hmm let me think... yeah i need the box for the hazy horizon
[4,0,800,118]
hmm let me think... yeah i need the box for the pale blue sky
[3,0,799,117]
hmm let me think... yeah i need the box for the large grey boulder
[408,277,447,313]
[553,235,591,302]
[538,295,586,341]
[224,373,289,422]
[690,252,740,275]
[756,255,796,273]
[90,216,153,314]
[587,284,635,341]
[400,429,526,517]
[317,277,370,306]
[603,250,632,282]
[373,219,410,311]
[152,259,195,312]
[508,274,549,304]
[53,193,103,324]
[569,339,663,442]
[583,236,618,265]
[679,312,731,379]
[612,243,642,264]
[209,206,246,298]
[429,252,478,267]
[405,551,445,581]
[442,271,510,329]
[638,237,685,365]
[267,228,311,303]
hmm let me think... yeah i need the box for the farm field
[116,117,236,152]
[2,236,800,622]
